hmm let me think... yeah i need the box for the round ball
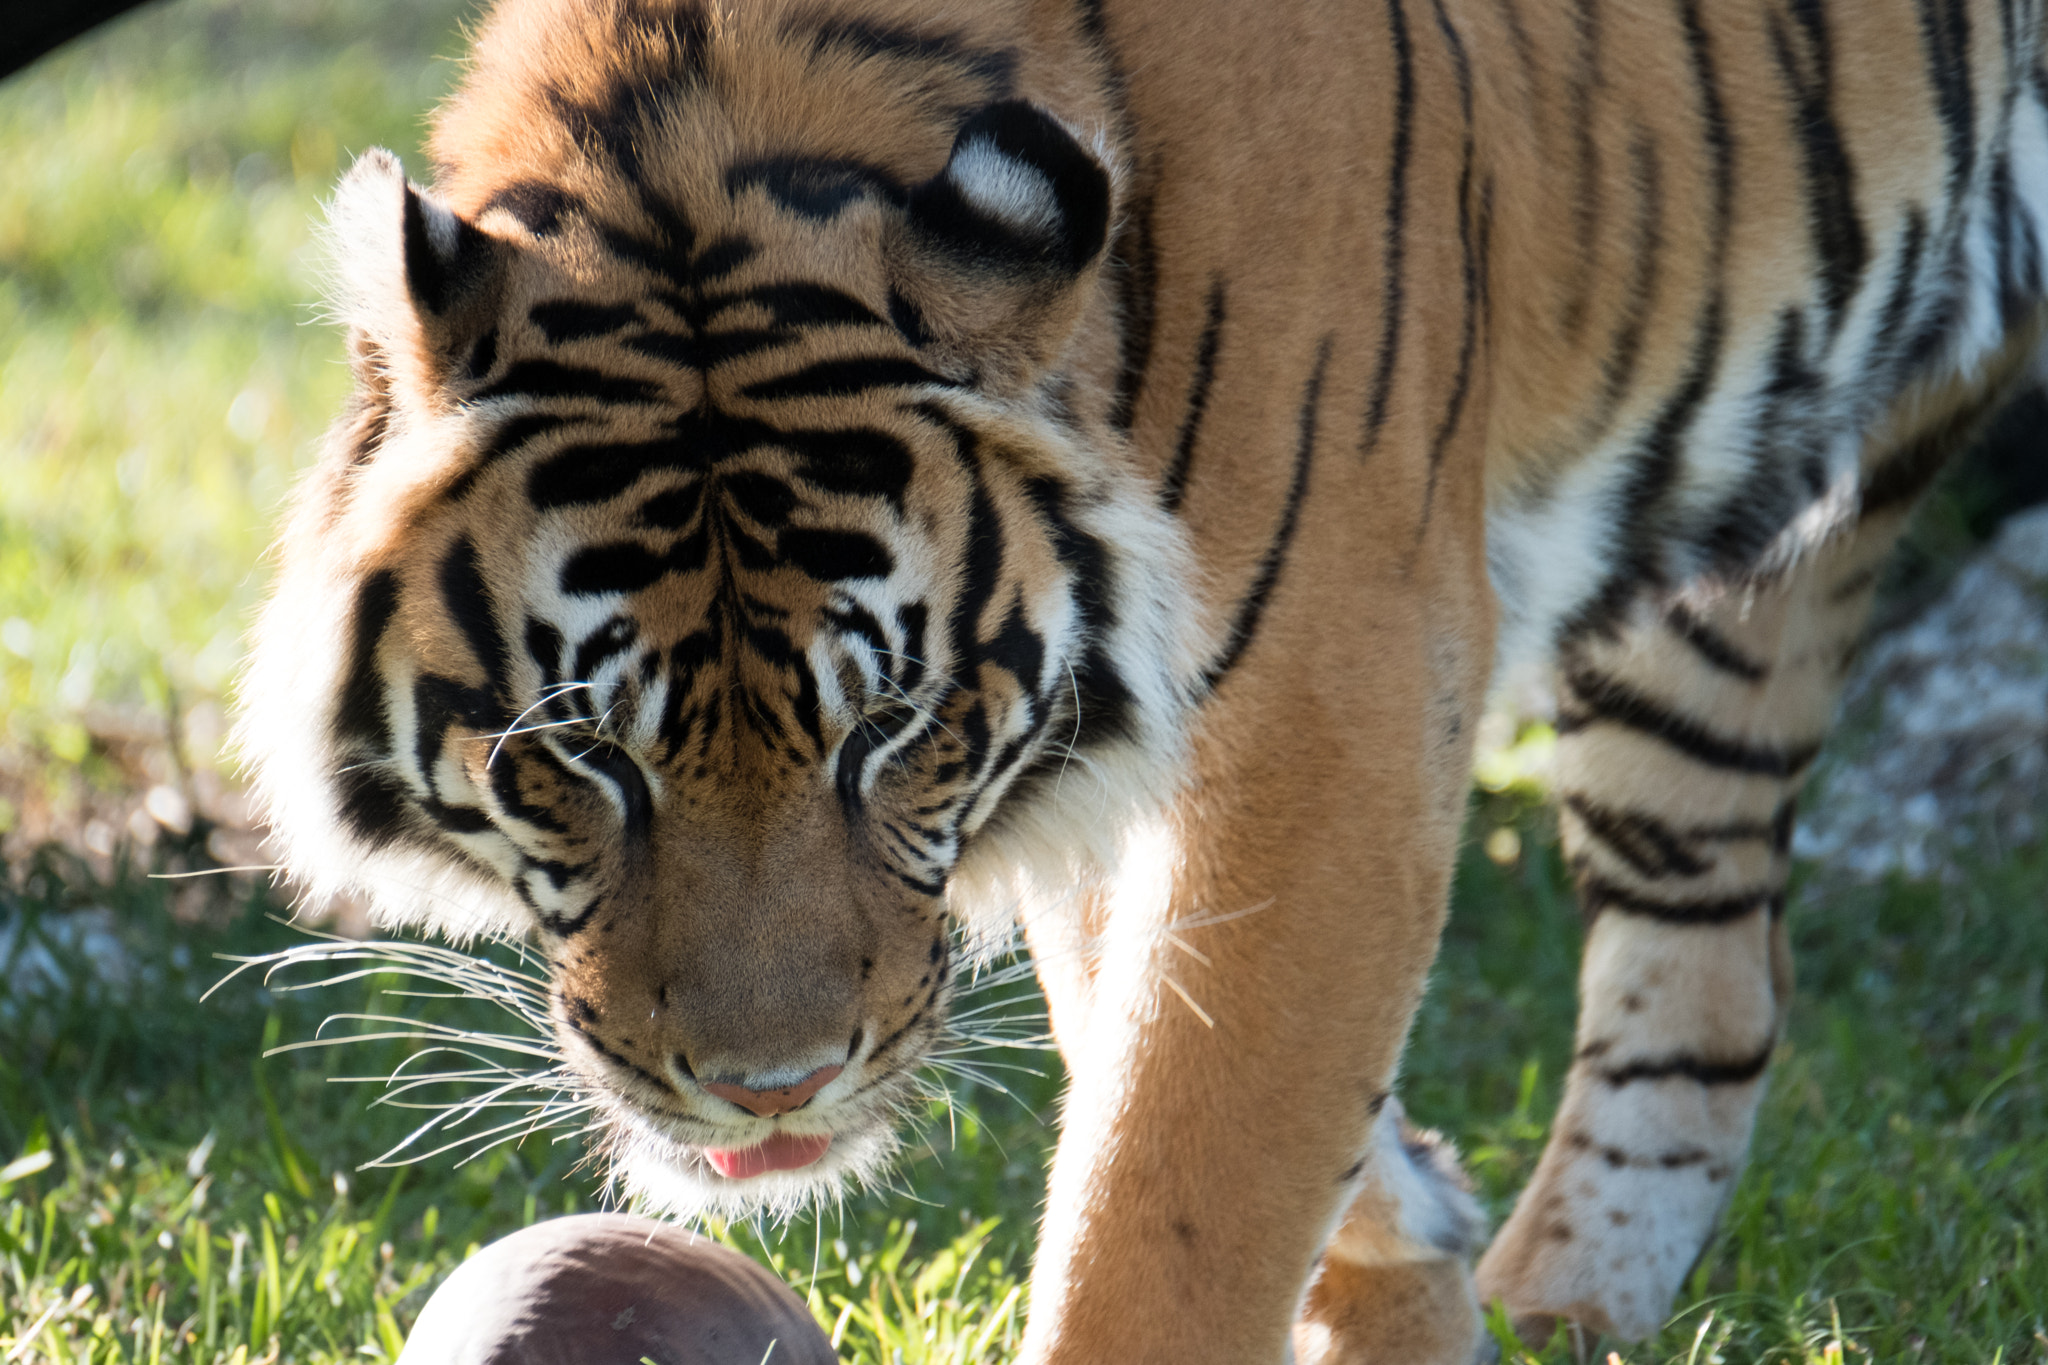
[397,1213,836,1365]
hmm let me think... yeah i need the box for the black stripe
[422,798,493,836]
[894,602,929,698]
[1597,1042,1775,1088]
[786,428,916,507]
[528,438,704,511]
[1684,0,1736,240]
[465,330,498,384]
[1360,0,1413,458]
[1202,337,1331,692]
[1664,601,1768,682]
[725,157,904,221]
[800,16,1018,95]
[1770,2,1869,337]
[410,673,492,803]
[1105,193,1158,433]
[712,282,889,330]
[892,869,949,898]
[690,234,756,284]
[623,327,785,370]
[1989,147,2026,324]
[446,413,575,502]
[570,616,639,684]
[1160,279,1225,514]
[1917,0,1979,203]
[335,765,413,848]
[472,360,662,406]
[1565,0,1730,641]
[944,448,1004,704]
[1559,0,1603,339]
[1573,309,1728,636]
[561,542,678,597]
[1586,134,1663,438]
[1559,661,1822,776]
[1020,475,1135,747]
[1562,795,1712,879]
[526,618,566,690]
[1579,873,1773,925]
[1490,0,1539,116]
[1416,0,1478,541]
[601,225,692,290]
[491,747,572,835]
[545,3,712,178]
[333,571,401,750]
[479,181,578,236]
[439,538,512,699]
[779,527,894,581]
[1874,208,1932,383]
[1568,296,1726,640]
[530,300,641,344]
[739,357,952,401]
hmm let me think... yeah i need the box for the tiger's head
[238,4,1195,1217]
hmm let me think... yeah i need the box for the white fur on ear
[324,148,501,414]
[325,148,417,343]
[326,148,488,339]
[946,137,1063,238]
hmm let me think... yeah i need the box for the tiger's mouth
[563,1016,933,1218]
[702,1131,835,1179]
[600,1096,910,1219]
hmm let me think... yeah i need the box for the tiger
[233,0,2048,1359]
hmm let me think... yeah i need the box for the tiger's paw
[1294,1256,1487,1365]
[1292,1105,1488,1364]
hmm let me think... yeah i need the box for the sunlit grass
[6,823,2044,1361]
[0,841,1054,1362]
[0,0,468,788]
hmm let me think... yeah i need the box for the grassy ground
[4,1,2046,1361]
[3,807,2044,1362]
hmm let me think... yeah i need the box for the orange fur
[240,0,2048,1359]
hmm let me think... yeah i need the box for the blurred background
[2,2,2045,1361]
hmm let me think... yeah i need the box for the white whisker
[486,681,597,769]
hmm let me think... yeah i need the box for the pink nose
[701,1065,844,1118]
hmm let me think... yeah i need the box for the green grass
[0,843,1048,1363]
[4,0,2046,1360]
[0,0,470,794]
[4,811,2044,1362]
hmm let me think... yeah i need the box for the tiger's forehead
[395,168,974,673]
[433,393,965,646]
[429,1,1026,239]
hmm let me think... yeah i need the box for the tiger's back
[239,0,2048,1359]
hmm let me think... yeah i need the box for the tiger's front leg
[1016,406,1495,1364]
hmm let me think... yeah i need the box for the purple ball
[397,1213,837,1364]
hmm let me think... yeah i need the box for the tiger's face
[241,96,1195,1216]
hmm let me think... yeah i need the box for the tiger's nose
[700,1064,844,1117]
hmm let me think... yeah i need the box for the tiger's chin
[598,1105,910,1223]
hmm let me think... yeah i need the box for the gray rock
[1798,504,2048,879]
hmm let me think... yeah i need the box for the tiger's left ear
[889,102,1114,387]
[327,148,507,412]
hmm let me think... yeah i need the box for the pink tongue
[705,1132,833,1180]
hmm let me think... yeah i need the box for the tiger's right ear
[327,148,506,411]
[888,102,1115,390]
